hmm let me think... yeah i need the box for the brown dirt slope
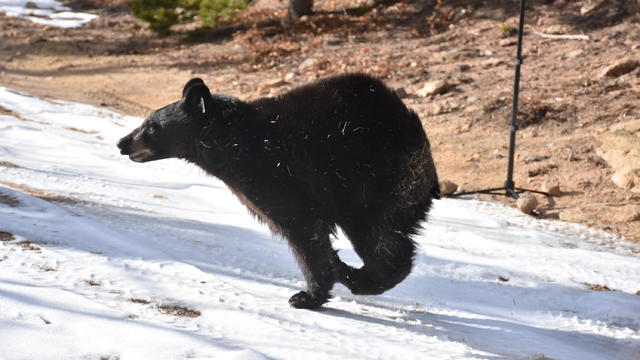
[1,0,639,241]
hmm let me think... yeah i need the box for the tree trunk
[289,0,313,18]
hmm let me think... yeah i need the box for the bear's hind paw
[288,291,329,309]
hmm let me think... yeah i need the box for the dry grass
[585,283,614,292]
[157,304,201,318]
[0,161,20,168]
[65,127,98,135]
[0,105,50,125]
[0,181,77,204]
[130,298,152,305]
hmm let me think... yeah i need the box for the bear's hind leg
[285,219,338,309]
[336,225,416,295]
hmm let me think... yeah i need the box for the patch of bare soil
[0,161,20,168]
[1,0,640,240]
[0,193,20,207]
[0,231,16,242]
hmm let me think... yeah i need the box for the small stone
[284,72,296,81]
[492,149,504,159]
[499,38,517,47]
[566,49,584,59]
[416,80,454,97]
[542,178,561,196]
[299,58,317,70]
[611,169,638,191]
[439,180,459,196]
[24,1,38,9]
[457,64,471,72]
[599,59,640,78]
[516,193,539,214]
[613,205,640,223]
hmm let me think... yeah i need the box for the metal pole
[505,0,526,199]
[449,0,548,200]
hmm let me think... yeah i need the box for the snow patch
[0,88,639,359]
[0,0,98,28]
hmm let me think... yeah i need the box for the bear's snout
[117,136,131,155]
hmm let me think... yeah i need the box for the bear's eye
[147,124,159,138]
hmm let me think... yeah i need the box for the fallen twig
[533,31,590,41]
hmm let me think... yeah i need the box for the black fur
[117,73,440,309]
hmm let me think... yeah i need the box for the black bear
[117,73,440,309]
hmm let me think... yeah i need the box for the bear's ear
[182,82,212,117]
[182,78,205,97]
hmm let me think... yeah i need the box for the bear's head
[117,78,213,163]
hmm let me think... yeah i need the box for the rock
[581,0,605,15]
[24,1,38,9]
[499,38,517,47]
[516,193,539,214]
[284,72,296,82]
[457,64,471,72]
[416,80,454,97]
[613,205,640,223]
[542,178,561,196]
[260,78,288,89]
[599,59,640,78]
[596,122,640,192]
[565,49,584,59]
[439,180,459,196]
[298,58,317,70]
[492,149,504,159]
[611,169,639,190]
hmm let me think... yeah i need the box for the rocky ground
[1,0,639,241]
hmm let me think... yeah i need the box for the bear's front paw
[288,291,329,309]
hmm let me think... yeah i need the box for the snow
[0,86,639,360]
[0,0,97,28]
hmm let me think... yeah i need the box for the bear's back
[245,73,435,218]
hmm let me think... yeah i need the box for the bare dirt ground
[1,0,639,241]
